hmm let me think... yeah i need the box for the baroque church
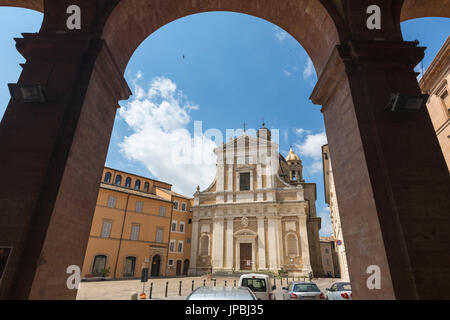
[189,124,324,276]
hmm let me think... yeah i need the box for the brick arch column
[0,0,449,300]
[0,0,131,299]
[310,1,450,299]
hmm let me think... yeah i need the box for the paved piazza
[76,276,341,300]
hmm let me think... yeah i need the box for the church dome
[286,147,300,162]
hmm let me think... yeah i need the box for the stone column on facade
[267,217,278,270]
[188,218,200,274]
[257,216,266,269]
[224,217,234,271]
[256,164,263,201]
[298,214,312,273]
[216,153,225,203]
[211,217,225,271]
[276,217,283,268]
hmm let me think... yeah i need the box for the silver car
[325,282,352,300]
[186,286,258,300]
[282,281,325,300]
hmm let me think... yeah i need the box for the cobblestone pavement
[76,276,342,300]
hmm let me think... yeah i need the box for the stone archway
[0,0,43,12]
[0,0,449,300]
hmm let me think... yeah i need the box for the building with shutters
[156,188,193,276]
[419,36,450,171]
[189,124,324,277]
[81,167,192,280]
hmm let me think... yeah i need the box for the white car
[239,273,276,300]
[325,282,352,300]
[186,286,257,300]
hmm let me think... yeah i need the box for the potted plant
[100,267,111,280]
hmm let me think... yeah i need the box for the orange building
[81,167,193,280]
[156,188,193,276]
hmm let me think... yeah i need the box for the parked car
[186,286,258,300]
[239,273,277,300]
[325,282,352,300]
[282,281,325,300]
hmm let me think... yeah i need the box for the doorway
[183,259,189,275]
[150,255,161,277]
[240,243,252,270]
[176,260,182,276]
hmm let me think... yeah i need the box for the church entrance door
[240,243,252,270]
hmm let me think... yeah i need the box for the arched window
[144,182,150,192]
[92,255,107,276]
[200,235,209,256]
[123,256,136,277]
[115,175,122,185]
[286,234,298,256]
[104,172,111,183]
[135,179,141,190]
[125,177,132,188]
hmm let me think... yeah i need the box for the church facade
[189,125,324,276]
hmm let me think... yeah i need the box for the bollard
[131,292,138,300]
[234,280,237,287]
[165,281,168,298]
[214,279,216,287]
[281,277,283,285]
[203,279,206,287]
[179,280,182,296]
[225,280,227,287]
[192,280,195,292]
[149,282,153,299]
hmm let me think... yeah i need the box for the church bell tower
[286,147,304,183]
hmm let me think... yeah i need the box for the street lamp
[385,93,428,112]
[8,83,45,103]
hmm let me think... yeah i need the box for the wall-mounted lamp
[8,83,45,103]
[385,93,428,112]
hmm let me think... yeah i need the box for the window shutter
[131,225,139,240]
[159,206,166,216]
[156,228,163,243]
[101,221,112,238]
[108,196,116,208]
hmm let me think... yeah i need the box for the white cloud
[318,206,333,237]
[294,130,327,175]
[274,26,289,42]
[294,128,311,138]
[295,131,327,159]
[303,58,314,80]
[283,70,292,77]
[118,74,216,195]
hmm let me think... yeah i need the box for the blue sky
[0,7,448,236]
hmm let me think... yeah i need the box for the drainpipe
[165,199,175,277]
[114,193,130,279]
